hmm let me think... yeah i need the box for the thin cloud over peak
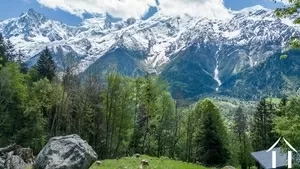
[35,0,231,20]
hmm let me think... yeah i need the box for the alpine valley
[1,6,300,100]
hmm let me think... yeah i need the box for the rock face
[34,134,98,169]
[0,157,4,169]
[6,155,27,169]
[0,144,33,169]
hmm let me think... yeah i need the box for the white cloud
[36,0,231,20]
[158,0,231,20]
[37,0,156,18]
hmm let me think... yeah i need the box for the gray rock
[0,157,4,169]
[34,134,98,169]
[222,166,236,169]
[141,159,149,166]
[5,155,27,169]
[95,160,102,166]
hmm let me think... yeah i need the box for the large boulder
[34,134,98,169]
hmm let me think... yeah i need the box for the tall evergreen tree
[251,98,277,151]
[17,50,28,73]
[0,55,3,69]
[194,99,229,166]
[233,107,253,169]
[5,39,16,62]
[0,33,7,66]
[276,97,288,117]
[36,47,56,81]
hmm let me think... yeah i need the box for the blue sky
[0,0,283,25]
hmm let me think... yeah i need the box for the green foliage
[289,38,300,49]
[232,107,253,169]
[21,79,51,153]
[0,34,7,66]
[194,99,230,166]
[273,97,300,165]
[251,98,277,151]
[28,67,40,82]
[0,55,3,69]
[102,72,135,158]
[129,75,176,157]
[280,54,288,60]
[0,54,253,168]
[5,39,16,61]
[274,97,300,148]
[0,63,28,145]
[36,47,56,81]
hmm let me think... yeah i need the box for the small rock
[141,159,149,166]
[135,154,140,158]
[96,161,102,166]
[222,166,236,169]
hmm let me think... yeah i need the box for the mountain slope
[1,6,300,100]
[220,51,300,100]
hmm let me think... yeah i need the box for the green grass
[25,155,207,169]
[90,155,208,169]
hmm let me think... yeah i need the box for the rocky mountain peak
[0,6,300,99]
[19,8,47,23]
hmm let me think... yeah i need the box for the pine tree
[36,47,56,81]
[0,33,7,66]
[251,98,276,151]
[194,99,229,166]
[17,50,28,73]
[5,39,16,61]
[233,107,253,169]
[276,97,287,117]
[0,55,3,69]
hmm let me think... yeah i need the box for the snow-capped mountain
[1,6,300,99]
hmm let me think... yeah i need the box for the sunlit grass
[90,155,208,169]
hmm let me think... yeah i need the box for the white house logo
[267,137,297,168]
